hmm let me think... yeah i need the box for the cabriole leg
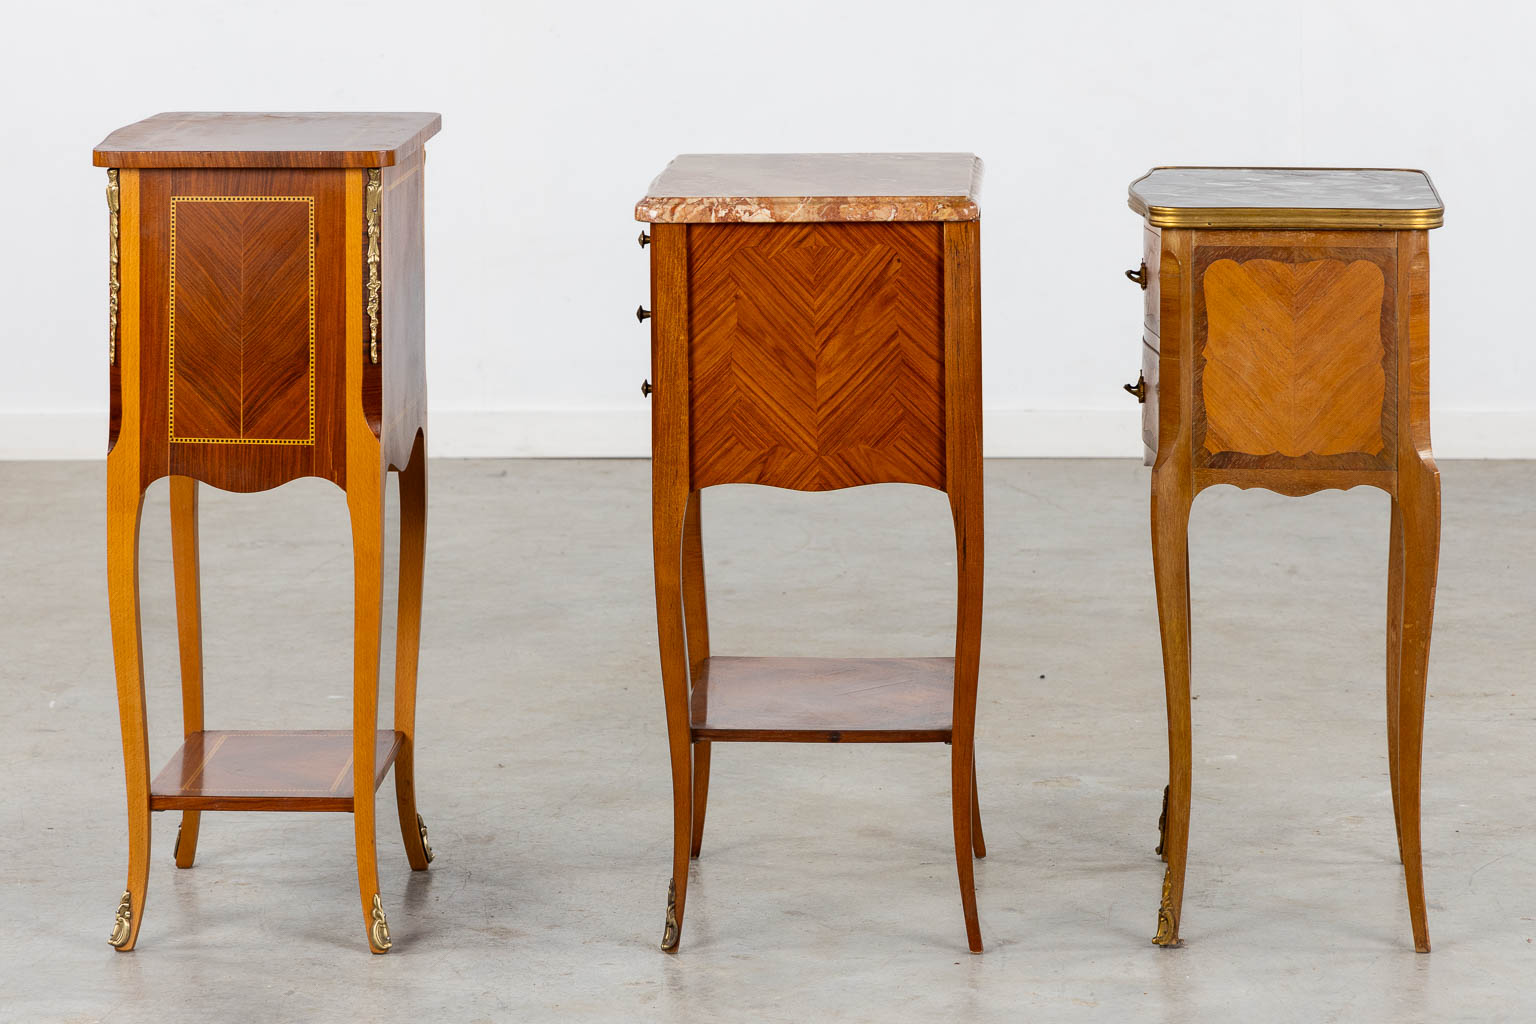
[169,475,204,869]
[348,461,390,953]
[392,431,433,870]
[107,458,150,950]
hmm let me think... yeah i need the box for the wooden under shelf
[149,730,404,812]
[689,657,955,742]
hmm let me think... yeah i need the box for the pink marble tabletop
[636,153,982,224]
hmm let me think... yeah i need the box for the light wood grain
[345,167,390,953]
[1201,258,1387,458]
[106,168,150,951]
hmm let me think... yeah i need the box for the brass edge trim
[1140,205,1443,230]
[365,169,381,364]
[1127,166,1445,230]
[167,195,317,445]
[107,169,120,365]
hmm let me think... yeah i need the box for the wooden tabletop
[1128,167,1443,229]
[94,112,442,168]
[636,152,982,223]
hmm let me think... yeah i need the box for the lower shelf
[690,657,955,742]
[149,730,404,812]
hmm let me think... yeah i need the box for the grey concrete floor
[1,458,1533,1023]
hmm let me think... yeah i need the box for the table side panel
[135,168,350,491]
[1189,230,1398,475]
[380,149,429,468]
[686,222,946,491]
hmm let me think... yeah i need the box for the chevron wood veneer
[1199,257,1387,459]
[169,196,314,444]
[688,222,945,490]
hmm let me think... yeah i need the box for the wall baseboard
[4,408,1534,460]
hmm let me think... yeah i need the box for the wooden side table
[636,153,987,953]
[1124,167,1444,951]
[94,112,441,953]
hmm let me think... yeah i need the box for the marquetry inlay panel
[169,196,315,445]
[687,222,945,491]
[1193,247,1396,471]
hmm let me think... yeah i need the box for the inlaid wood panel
[690,656,954,742]
[687,222,945,491]
[170,196,314,444]
[135,168,350,491]
[148,730,402,812]
[1192,240,1397,473]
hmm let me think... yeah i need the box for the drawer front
[686,222,946,491]
[1192,240,1397,472]
[1141,336,1159,466]
[131,168,352,490]
[1143,225,1161,339]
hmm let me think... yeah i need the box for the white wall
[2,0,1532,459]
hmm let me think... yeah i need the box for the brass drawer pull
[641,380,653,397]
[1124,373,1146,403]
[638,231,651,248]
[636,305,652,323]
[1125,262,1148,290]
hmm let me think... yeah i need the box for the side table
[95,111,441,953]
[636,153,987,953]
[1124,167,1444,951]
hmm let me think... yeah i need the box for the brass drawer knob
[1124,373,1146,404]
[641,380,653,397]
[1125,262,1148,290]
[636,305,652,323]
[638,231,651,248]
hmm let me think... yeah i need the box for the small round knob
[641,380,653,397]
[638,231,651,248]
[1124,373,1146,404]
[636,305,652,323]
[1125,262,1148,290]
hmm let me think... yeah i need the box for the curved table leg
[970,760,986,859]
[654,484,692,951]
[1150,462,1192,947]
[348,460,390,953]
[392,431,433,870]
[950,487,984,954]
[1386,498,1405,864]
[107,457,150,951]
[682,490,711,860]
[1395,456,1439,953]
[169,476,204,869]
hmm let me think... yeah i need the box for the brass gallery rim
[1128,166,1445,230]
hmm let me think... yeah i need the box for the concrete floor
[1,458,1533,1023]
